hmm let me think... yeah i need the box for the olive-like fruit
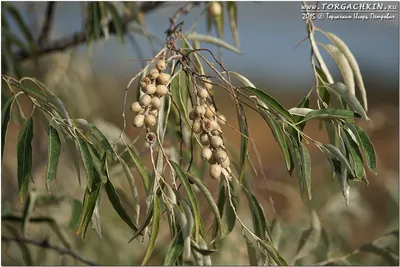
[204,106,215,119]
[217,114,226,125]
[201,147,213,161]
[209,164,222,179]
[210,136,223,148]
[208,2,222,16]
[145,132,157,145]
[148,68,160,80]
[192,120,202,134]
[130,102,143,113]
[197,89,209,100]
[140,77,151,88]
[156,84,168,96]
[149,108,159,117]
[133,114,145,127]
[157,73,170,85]
[189,110,198,121]
[156,60,167,71]
[145,114,157,126]
[214,149,228,163]
[221,156,230,168]
[195,106,206,117]
[142,84,157,95]
[204,79,213,91]
[202,119,213,132]
[151,96,161,108]
[140,94,152,107]
[200,133,210,145]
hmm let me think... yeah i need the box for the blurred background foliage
[1,1,399,265]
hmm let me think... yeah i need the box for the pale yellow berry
[209,164,222,179]
[139,94,152,107]
[197,89,209,100]
[156,84,168,96]
[210,136,223,148]
[202,119,213,133]
[201,147,213,161]
[211,120,220,131]
[156,60,167,71]
[205,106,215,119]
[145,114,156,126]
[217,114,226,125]
[214,149,227,163]
[195,106,206,117]
[130,102,143,113]
[142,84,157,95]
[148,68,160,80]
[204,79,213,91]
[208,2,222,16]
[133,114,145,127]
[200,133,210,146]
[140,77,151,88]
[221,157,230,168]
[192,120,202,134]
[149,108,159,117]
[151,97,161,108]
[157,73,170,85]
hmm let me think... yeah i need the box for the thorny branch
[1,236,99,266]
[17,2,164,61]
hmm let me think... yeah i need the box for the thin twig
[1,236,99,266]
[37,2,56,47]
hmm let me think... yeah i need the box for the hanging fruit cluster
[130,59,170,144]
[189,79,231,180]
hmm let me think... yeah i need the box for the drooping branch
[1,235,99,266]
[37,2,56,47]
[17,2,165,62]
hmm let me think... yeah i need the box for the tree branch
[37,2,56,47]
[2,235,99,266]
[17,2,165,62]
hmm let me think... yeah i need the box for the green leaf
[185,33,241,54]
[287,135,305,198]
[346,123,377,175]
[69,199,83,229]
[65,136,82,185]
[1,95,15,159]
[191,240,217,256]
[10,82,47,101]
[170,161,201,241]
[360,243,399,265]
[76,181,101,239]
[299,108,355,124]
[225,182,237,233]
[271,218,282,250]
[211,181,226,244]
[164,230,184,265]
[341,128,365,180]
[258,239,288,266]
[87,143,107,183]
[260,111,291,171]
[77,136,95,190]
[128,202,153,242]
[326,83,369,120]
[245,236,259,265]
[89,123,117,159]
[127,145,151,191]
[118,157,140,224]
[92,3,101,39]
[243,87,295,123]
[316,66,331,106]
[339,138,350,205]
[229,71,255,87]
[321,144,355,177]
[291,211,321,264]
[105,2,124,44]
[237,104,248,183]
[1,27,28,52]
[300,142,312,200]
[187,173,223,237]
[104,180,139,232]
[171,68,190,126]
[45,125,61,193]
[227,1,239,48]
[141,196,161,266]
[17,116,34,204]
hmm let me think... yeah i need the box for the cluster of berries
[130,60,170,144]
[189,80,230,180]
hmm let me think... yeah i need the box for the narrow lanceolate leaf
[227,1,239,48]
[291,211,321,264]
[68,199,83,229]
[129,203,153,242]
[164,230,184,266]
[316,66,331,106]
[45,125,61,193]
[300,142,312,200]
[287,135,305,198]
[141,196,161,266]
[323,31,368,111]
[17,117,34,204]
[118,157,140,224]
[170,161,201,241]
[105,2,124,44]
[258,239,288,266]
[244,87,295,123]
[89,123,117,159]
[261,111,291,171]
[341,128,365,180]
[187,173,223,236]
[127,145,151,191]
[77,136,94,190]
[91,194,102,239]
[339,138,350,205]
[244,235,259,265]
[322,144,355,177]
[225,182,237,233]
[237,104,249,183]
[299,108,355,123]
[229,71,255,87]
[2,95,15,159]
[361,243,399,265]
[76,181,101,239]
[185,33,241,54]
[65,136,81,185]
[326,82,369,121]
[87,144,107,183]
[211,181,226,244]
[104,180,138,232]
[319,43,355,94]
[346,123,377,175]
[174,205,191,261]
